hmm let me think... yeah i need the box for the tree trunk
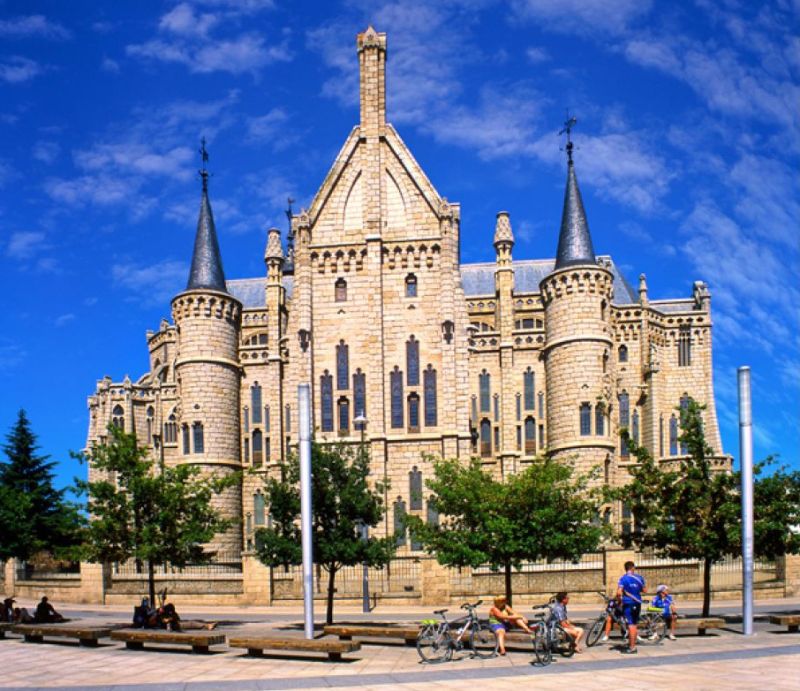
[702,556,712,617]
[326,566,337,625]
[148,560,156,607]
[504,561,513,606]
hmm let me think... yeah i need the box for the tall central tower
[540,136,615,478]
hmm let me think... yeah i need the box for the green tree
[615,398,739,617]
[0,409,84,562]
[254,441,396,624]
[748,460,800,558]
[75,425,237,604]
[406,456,605,605]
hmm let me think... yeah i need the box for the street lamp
[354,412,370,614]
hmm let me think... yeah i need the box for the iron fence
[635,550,778,591]
[112,551,243,577]
[16,561,81,581]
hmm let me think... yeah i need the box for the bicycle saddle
[434,609,448,615]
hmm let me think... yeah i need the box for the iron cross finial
[199,137,210,190]
[285,197,295,224]
[558,113,578,165]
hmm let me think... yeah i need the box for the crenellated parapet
[171,290,242,326]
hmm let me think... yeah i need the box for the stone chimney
[357,26,387,138]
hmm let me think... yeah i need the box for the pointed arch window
[524,416,536,454]
[580,403,591,436]
[253,492,266,526]
[407,393,420,432]
[632,409,640,444]
[252,429,263,466]
[426,499,439,527]
[320,371,334,432]
[423,365,437,427]
[595,405,605,436]
[479,371,491,412]
[516,393,522,421]
[243,436,250,463]
[405,273,417,298]
[338,397,350,435]
[251,383,262,424]
[409,466,423,510]
[353,369,366,418]
[264,405,270,432]
[393,497,407,547]
[524,369,535,410]
[243,406,250,433]
[678,324,691,366]
[470,396,478,424]
[480,418,492,457]
[538,392,545,417]
[679,396,690,454]
[112,405,124,430]
[164,413,177,444]
[146,406,154,444]
[619,392,630,456]
[336,340,349,390]
[493,394,500,422]
[390,367,404,429]
[406,336,419,386]
[669,415,678,455]
[335,277,347,302]
[182,424,190,454]
[192,422,204,454]
[619,345,629,363]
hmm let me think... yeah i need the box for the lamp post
[354,412,370,614]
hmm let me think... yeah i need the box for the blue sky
[0,0,797,491]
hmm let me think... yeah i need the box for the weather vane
[285,197,295,225]
[199,136,210,190]
[558,113,578,165]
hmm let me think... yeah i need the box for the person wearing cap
[1,598,15,623]
[651,585,677,640]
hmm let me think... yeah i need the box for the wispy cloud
[526,46,550,64]
[0,340,26,374]
[112,260,189,306]
[54,313,75,327]
[511,0,653,35]
[32,141,60,164]
[101,57,120,73]
[6,231,48,260]
[0,15,71,40]
[0,56,43,83]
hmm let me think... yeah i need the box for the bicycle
[529,602,576,666]
[417,600,498,663]
[585,591,666,647]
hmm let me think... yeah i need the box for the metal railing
[112,551,243,577]
[16,561,81,581]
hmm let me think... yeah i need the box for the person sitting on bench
[488,595,532,655]
[34,596,65,623]
[156,602,217,631]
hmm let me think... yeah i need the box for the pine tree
[0,409,84,561]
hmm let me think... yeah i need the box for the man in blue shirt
[616,560,646,654]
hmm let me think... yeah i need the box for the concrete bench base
[229,636,360,662]
[675,618,725,635]
[13,624,112,646]
[323,624,419,646]
[111,629,225,654]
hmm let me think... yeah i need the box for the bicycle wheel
[585,616,606,647]
[417,626,452,663]
[638,613,666,645]
[554,625,576,657]
[532,627,552,666]
[469,623,498,658]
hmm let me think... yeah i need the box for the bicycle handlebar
[460,600,483,610]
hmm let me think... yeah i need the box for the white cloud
[101,57,120,73]
[159,3,218,37]
[0,15,71,40]
[45,175,132,207]
[511,0,653,35]
[32,141,60,164]
[0,340,26,374]
[0,56,43,83]
[75,144,195,179]
[112,260,189,306]
[55,313,75,327]
[6,231,48,260]
[526,46,550,64]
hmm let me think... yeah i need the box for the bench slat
[229,636,360,662]
[111,629,225,654]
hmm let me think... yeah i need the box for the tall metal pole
[298,384,314,639]
[738,367,754,636]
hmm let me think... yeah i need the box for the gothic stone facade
[86,28,725,560]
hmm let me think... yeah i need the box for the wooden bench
[229,635,361,662]
[675,617,725,635]
[324,624,419,646]
[111,629,226,654]
[0,623,15,639]
[769,615,799,633]
[13,624,112,646]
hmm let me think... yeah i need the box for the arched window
[516,393,521,421]
[679,396,690,454]
[619,392,630,456]
[390,367,404,428]
[409,466,423,510]
[618,345,628,363]
[252,429,263,466]
[405,273,417,298]
[524,416,536,454]
[353,369,366,419]
[595,405,605,436]
[480,418,492,457]
[335,277,347,302]
[406,336,419,386]
[393,497,407,546]
[669,415,678,455]
[164,413,177,444]
[493,394,500,422]
[192,422,204,454]
[622,503,633,537]
[265,435,270,462]
[243,406,249,433]
[182,424,190,454]
[338,397,350,434]
[336,340,349,390]
[251,383,262,424]
[426,499,439,526]
[320,371,334,432]
[407,393,420,432]
[243,436,250,463]
[479,371,491,412]
[678,324,691,366]
[285,404,291,433]
[632,410,640,444]
[579,403,591,436]
[112,405,124,430]
[538,392,545,416]
[659,415,664,457]
[470,395,478,424]
[423,365,437,426]
[264,405,270,432]
[254,492,266,526]
[524,368,535,410]
[146,406,154,444]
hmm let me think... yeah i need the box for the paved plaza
[1,599,798,690]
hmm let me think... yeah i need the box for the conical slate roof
[554,161,596,270]
[186,181,227,292]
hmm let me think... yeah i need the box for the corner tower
[539,124,615,477]
[171,143,243,554]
